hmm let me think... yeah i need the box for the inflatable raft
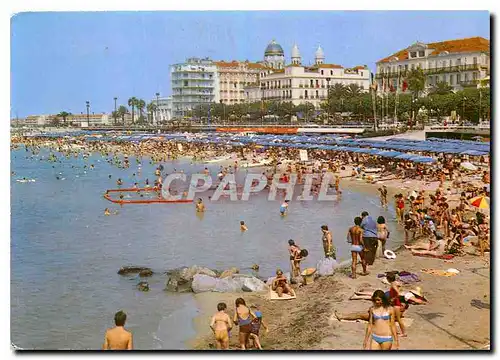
[104,187,193,204]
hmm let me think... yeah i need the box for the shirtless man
[210,303,233,350]
[103,311,133,350]
[378,185,388,207]
[348,217,368,278]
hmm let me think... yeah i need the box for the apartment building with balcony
[170,57,220,119]
[245,42,370,107]
[375,37,490,93]
[215,61,266,105]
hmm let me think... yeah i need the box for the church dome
[291,44,301,58]
[264,40,284,56]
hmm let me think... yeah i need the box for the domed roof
[315,45,325,59]
[265,40,284,56]
[291,44,301,58]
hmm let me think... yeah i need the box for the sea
[10,145,402,349]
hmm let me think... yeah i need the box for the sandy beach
[189,245,490,350]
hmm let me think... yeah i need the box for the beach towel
[269,289,296,300]
[412,253,454,260]
[421,269,457,277]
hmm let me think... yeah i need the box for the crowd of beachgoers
[11,133,490,350]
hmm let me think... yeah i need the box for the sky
[10,11,490,118]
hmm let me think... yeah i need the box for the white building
[170,57,220,119]
[245,41,371,108]
[375,36,490,94]
[152,96,173,124]
[24,115,49,126]
[214,61,265,105]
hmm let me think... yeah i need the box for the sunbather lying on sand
[404,238,448,257]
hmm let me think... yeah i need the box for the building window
[305,90,308,98]
[456,74,460,84]
[473,57,477,65]
[404,64,408,71]
[464,73,469,82]
[473,72,478,80]
[419,51,424,57]
[184,81,188,86]
[410,51,417,58]
[457,58,461,66]
[321,70,324,75]
[450,75,454,85]
[330,70,333,75]
[411,64,415,70]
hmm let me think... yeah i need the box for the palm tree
[329,83,347,99]
[57,111,71,126]
[127,97,138,124]
[345,84,363,98]
[117,105,128,126]
[137,99,146,123]
[429,81,453,96]
[147,102,157,124]
[407,68,426,98]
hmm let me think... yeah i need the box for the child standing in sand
[249,305,269,350]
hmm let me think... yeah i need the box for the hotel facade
[375,37,490,94]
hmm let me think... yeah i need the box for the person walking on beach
[347,216,368,278]
[378,186,388,208]
[210,302,232,350]
[321,225,335,259]
[102,311,133,350]
[360,212,379,266]
[233,298,256,350]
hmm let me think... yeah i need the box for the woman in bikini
[288,239,301,276]
[363,290,398,350]
[233,298,256,350]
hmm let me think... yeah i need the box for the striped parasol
[469,196,490,209]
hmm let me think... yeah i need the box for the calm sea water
[11,146,401,349]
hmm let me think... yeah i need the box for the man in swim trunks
[348,216,368,278]
[210,302,232,350]
[321,225,335,259]
[360,212,378,266]
[103,311,133,350]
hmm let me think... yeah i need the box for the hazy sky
[11,11,489,117]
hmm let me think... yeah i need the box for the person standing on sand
[102,311,133,350]
[233,298,256,350]
[321,225,335,259]
[210,302,232,350]
[360,212,379,266]
[363,290,398,350]
[348,217,368,278]
[378,186,388,208]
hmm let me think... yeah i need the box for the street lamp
[326,77,331,123]
[113,97,117,126]
[155,92,160,126]
[462,97,467,124]
[86,101,90,127]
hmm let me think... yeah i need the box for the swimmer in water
[117,178,123,186]
[196,198,205,213]
[104,208,111,216]
[109,175,112,179]
[280,200,289,216]
[240,221,248,231]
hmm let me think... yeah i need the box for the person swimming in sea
[117,178,123,186]
[104,208,111,216]
[240,221,248,231]
[280,200,289,216]
[196,198,205,212]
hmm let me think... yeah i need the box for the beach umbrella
[469,196,490,209]
[460,162,478,171]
